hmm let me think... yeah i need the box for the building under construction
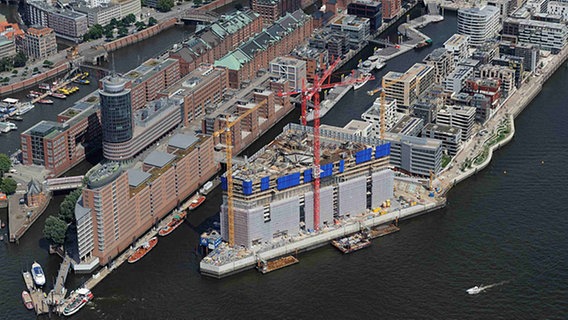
[220,123,394,248]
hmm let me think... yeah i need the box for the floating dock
[331,234,372,254]
[22,271,50,315]
[368,224,400,239]
[257,256,299,274]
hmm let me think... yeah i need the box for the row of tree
[43,188,83,246]
[0,154,16,194]
[83,14,158,42]
[0,52,28,72]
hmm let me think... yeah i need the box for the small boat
[331,233,371,254]
[354,73,372,90]
[8,116,23,121]
[22,290,34,310]
[128,237,158,263]
[1,220,5,228]
[30,91,42,96]
[31,261,45,286]
[200,181,214,195]
[466,285,483,294]
[0,122,17,132]
[158,212,187,236]
[62,288,93,316]
[27,93,38,99]
[50,93,66,99]
[37,99,54,105]
[16,103,35,116]
[188,194,206,211]
[38,83,50,90]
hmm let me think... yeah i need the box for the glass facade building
[99,76,132,144]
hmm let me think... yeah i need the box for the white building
[361,98,398,136]
[330,14,370,47]
[457,6,501,46]
[436,105,476,141]
[444,34,470,65]
[382,63,434,111]
[443,65,473,93]
[423,47,454,84]
[518,19,568,53]
[422,123,462,156]
[384,132,443,176]
[548,1,568,21]
[269,56,307,91]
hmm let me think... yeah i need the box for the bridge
[45,176,84,191]
[180,10,220,25]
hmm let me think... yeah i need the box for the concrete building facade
[269,56,307,91]
[457,6,501,46]
[382,63,434,111]
[24,26,57,59]
[381,0,401,20]
[422,123,462,156]
[423,47,454,84]
[384,132,442,176]
[436,105,476,141]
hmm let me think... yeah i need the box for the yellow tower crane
[211,99,269,246]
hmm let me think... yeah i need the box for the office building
[0,36,15,59]
[251,0,301,24]
[219,123,393,247]
[422,123,462,156]
[384,132,442,176]
[47,9,88,42]
[443,65,474,93]
[382,0,401,20]
[479,64,515,98]
[444,33,470,65]
[518,19,568,53]
[24,26,57,59]
[347,0,382,31]
[74,0,141,27]
[457,6,501,46]
[74,132,218,270]
[269,56,307,91]
[361,98,398,136]
[330,15,371,47]
[493,54,525,87]
[291,45,328,82]
[21,103,102,176]
[412,101,437,125]
[436,105,476,141]
[423,48,454,84]
[499,41,540,71]
[382,63,434,111]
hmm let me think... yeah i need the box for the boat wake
[467,280,509,295]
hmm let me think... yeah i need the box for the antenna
[111,53,116,76]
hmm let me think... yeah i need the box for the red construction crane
[277,58,374,231]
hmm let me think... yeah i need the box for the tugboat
[158,212,187,236]
[31,261,45,286]
[21,290,34,310]
[62,288,93,316]
[128,237,158,263]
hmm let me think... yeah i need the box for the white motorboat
[353,73,372,90]
[31,261,46,286]
[466,285,483,295]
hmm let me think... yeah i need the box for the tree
[135,21,146,31]
[194,0,202,6]
[148,17,158,26]
[0,177,17,194]
[118,26,128,37]
[13,52,27,68]
[0,153,11,175]
[44,216,67,246]
[0,57,12,72]
[104,29,114,39]
[58,188,83,223]
[156,0,174,12]
[234,2,242,10]
[125,13,137,24]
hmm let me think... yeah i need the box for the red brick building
[214,10,314,89]
[382,0,401,20]
[169,10,262,77]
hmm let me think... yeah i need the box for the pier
[22,271,50,315]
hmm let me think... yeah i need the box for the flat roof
[169,133,198,150]
[127,169,151,187]
[144,151,176,168]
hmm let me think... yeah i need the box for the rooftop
[423,123,461,135]
[144,151,176,168]
[231,123,382,182]
[444,33,469,47]
[168,133,198,150]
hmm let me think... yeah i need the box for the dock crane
[277,58,374,230]
[212,99,269,246]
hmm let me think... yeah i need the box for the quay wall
[102,18,177,52]
[0,63,70,96]
[200,201,445,278]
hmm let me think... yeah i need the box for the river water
[1,10,567,320]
